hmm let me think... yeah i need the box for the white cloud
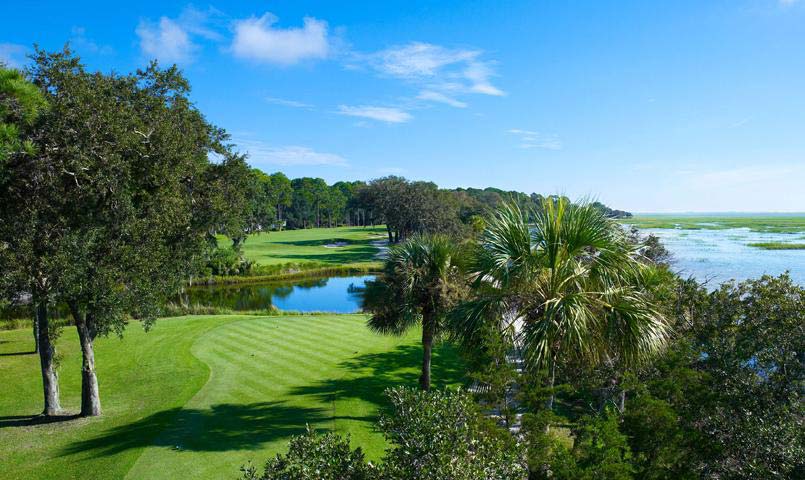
[417,90,467,108]
[177,6,225,41]
[0,43,27,68]
[337,105,412,123]
[508,129,563,150]
[236,140,348,167]
[464,61,505,96]
[136,17,194,64]
[135,7,227,65]
[369,42,504,104]
[264,96,313,109]
[376,42,477,78]
[231,13,329,65]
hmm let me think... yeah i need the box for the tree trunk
[546,360,557,411]
[36,301,61,416]
[387,225,393,243]
[420,314,434,390]
[72,306,101,417]
[33,313,40,353]
[618,387,626,413]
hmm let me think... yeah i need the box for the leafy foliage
[240,426,375,480]
[380,387,528,480]
[451,198,670,399]
[363,234,468,389]
[243,388,527,480]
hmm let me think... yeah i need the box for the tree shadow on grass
[60,342,464,460]
[61,402,344,458]
[0,413,80,428]
[270,238,367,247]
[262,247,378,265]
[290,342,467,412]
[0,350,35,356]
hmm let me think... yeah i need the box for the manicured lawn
[222,226,388,266]
[622,215,805,234]
[0,314,464,479]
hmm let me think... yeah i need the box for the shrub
[241,388,528,480]
[240,426,374,480]
[379,387,528,480]
[206,246,254,276]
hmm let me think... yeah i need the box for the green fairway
[0,314,464,479]
[226,226,388,267]
[622,215,805,233]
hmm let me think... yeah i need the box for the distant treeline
[233,171,632,243]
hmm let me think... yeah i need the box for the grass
[622,215,805,234]
[208,226,388,283]
[225,226,387,267]
[0,314,464,479]
[748,242,805,250]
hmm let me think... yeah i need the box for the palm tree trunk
[420,314,434,390]
[35,300,61,416]
[546,359,556,411]
[71,304,101,417]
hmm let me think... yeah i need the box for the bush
[206,246,254,276]
[524,409,636,480]
[241,388,527,480]
[379,387,528,480]
[240,426,374,480]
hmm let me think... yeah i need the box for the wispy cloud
[337,105,412,123]
[264,96,313,109]
[375,42,477,78]
[135,7,226,65]
[136,17,195,64]
[508,129,563,150]
[363,42,504,108]
[231,13,329,65]
[236,140,348,167]
[417,90,467,108]
[0,43,27,68]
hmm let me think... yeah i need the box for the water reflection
[182,275,375,314]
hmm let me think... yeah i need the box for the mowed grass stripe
[123,314,462,480]
[225,316,370,347]
[1,314,463,480]
[221,319,370,353]
[210,330,356,373]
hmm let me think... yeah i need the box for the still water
[184,275,374,313]
[638,228,804,286]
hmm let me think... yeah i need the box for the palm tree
[362,234,467,390]
[451,198,670,409]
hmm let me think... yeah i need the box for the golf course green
[0,314,464,479]
[230,225,388,267]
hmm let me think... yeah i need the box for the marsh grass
[747,242,805,250]
[622,215,805,234]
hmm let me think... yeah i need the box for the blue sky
[2,1,804,212]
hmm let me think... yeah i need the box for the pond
[182,274,375,314]
[636,227,804,286]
